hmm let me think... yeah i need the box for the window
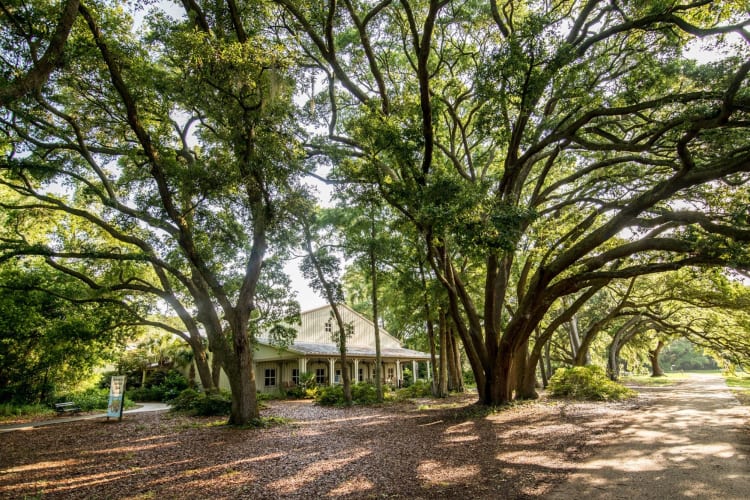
[316,368,326,384]
[264,368,276,387]
[324,320,332,333]
[387,368,394,380]
[359,368,364,382]
[292,368,299,385]
[335,369,341,384]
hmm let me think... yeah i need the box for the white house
[248,304,432,393]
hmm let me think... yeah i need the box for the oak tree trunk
[607,340,621,381]
[223,320,259,425]
[369,235,383,402]
[438,312,449,396]
[479,348,514,405]
[426,306,442,397]
[517,340,540,400]
[446,326,463,392]
[649,340,666,377]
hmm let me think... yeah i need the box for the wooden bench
[54,402,81,414]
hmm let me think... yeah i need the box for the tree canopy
[0,259,133,403]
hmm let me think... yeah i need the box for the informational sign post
[107,375,127,421]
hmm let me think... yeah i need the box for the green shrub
[298,372,317,389]
[548,366,635,401]
[123,370,189,402]
[159,371,190,400]
[402,367,413,387]
[351,383,378,404]
[54,387,135,411]
[169,388,232,416]
[0,403,54,420]
[462,369,476,387]
[396,379,432,399]
[55,387,107,411]
[284,385,308,399]
[193,392,232,416]
[256,391,272,402]
[168,388,201,412]
[126,386,163,402]
[315,384,345,405]
[314,383,382,406]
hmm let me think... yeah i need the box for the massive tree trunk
[514,338,538,400]
[221,317,259,424]
[649,340,666,377]
[477,346,514,405]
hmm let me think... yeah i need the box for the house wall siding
[295,306,402,348]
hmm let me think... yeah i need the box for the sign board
[107,375,127,420]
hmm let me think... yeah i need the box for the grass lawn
[622,370,722,387]
[622,372,689,386]
[724,372,750,406]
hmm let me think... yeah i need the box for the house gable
[285,304,402,349]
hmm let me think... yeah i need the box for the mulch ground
[0,393,640,499]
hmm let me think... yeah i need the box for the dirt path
[548,373,750,499]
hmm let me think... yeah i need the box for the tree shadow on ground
[0,394,640,499]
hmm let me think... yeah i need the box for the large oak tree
[274,0,750,404]
[0,1,303,424]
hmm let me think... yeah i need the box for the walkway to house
[0,402,169,433]
[548,373,750,499]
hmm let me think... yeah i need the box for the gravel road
[548,373,750,499]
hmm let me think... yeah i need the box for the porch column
[354,359,360,383]
[329,357,336,386]
[298,357,307,374]
[413,360,418,381]
[427,360,431,380]
[396,360,401,386]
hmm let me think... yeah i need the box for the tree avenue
[274,0,750,403]
[0,0,748,419]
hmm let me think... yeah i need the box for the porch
[255,356,432,392]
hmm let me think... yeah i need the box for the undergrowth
[549,366,635,401]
